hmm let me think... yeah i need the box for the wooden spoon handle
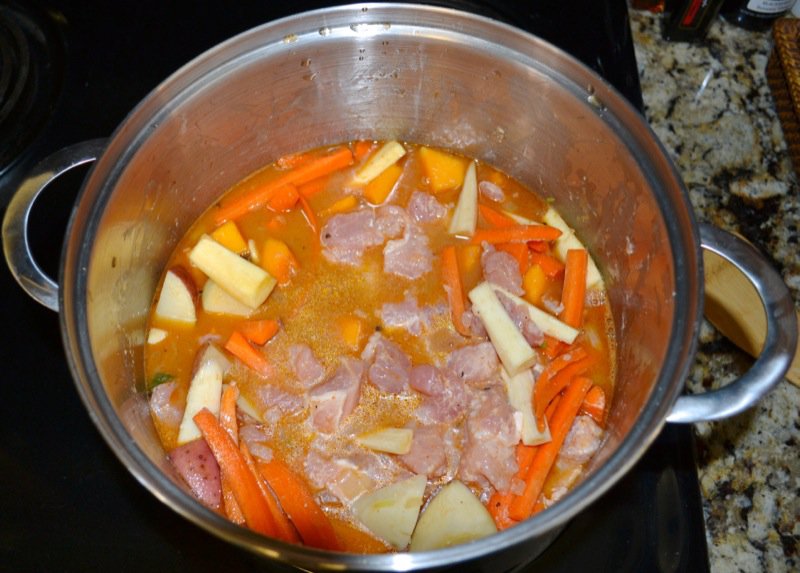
[703,250,799,387]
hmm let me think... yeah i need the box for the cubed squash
[364,163,403,204]
[418,146,468,193]
[210,220,248,255]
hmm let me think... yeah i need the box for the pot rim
[58,3,701,570]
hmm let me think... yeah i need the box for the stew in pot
[145,140,615,552]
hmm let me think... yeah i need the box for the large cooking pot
[3,4,797,571]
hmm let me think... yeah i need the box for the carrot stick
[267,184,300,212]
[214,147,354,224]
[580,385,607,427]
[192,409,278,537]
[478,204,516,228]
[534,355,593,423]
[297,194,318,235]
[487,443,538,530]
[276,151,314,170]
[497,242,530,274]
[353,140,374,161]
[560,249,588,328]
[239,441,300,543]
[225,331,273,377]
[217,384,245,523]
[528,240,548,253]
[441,245,470,336]
[542,335,564,359]
[239,319,280,346]
[257,458,340,551]
[509,377,593,521]
[528,252,565,279]
[297,175,329,199]
[470,224,561,245]
[532,346,588,430]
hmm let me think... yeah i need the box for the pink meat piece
[321,209,384,265]
[409,364,445,395]
[239,423,274,461]
[289,344,325,388]
[375,205,409,239]
[361,332,412,394]
[496,291,545,347]
[407,191,447,223]
[308,357,364,433]
[481,243,524,295]
[256,384,306,426]
[459,387,520,492]
[380,294,432,336]
[461,309,488,338]
[559,415,603,463]
[383,224,433,280]
[169,438,221,510]
[149,381,182,432]
[478,180,506,202]
[446,342,500,386]
[414,369,469,425]
[399,425,447,477]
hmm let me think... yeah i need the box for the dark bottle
[721,0,797,31]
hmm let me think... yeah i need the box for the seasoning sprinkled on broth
[145,140,616,552]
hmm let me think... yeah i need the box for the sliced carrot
[319,195,358,218]
[353,140,374,161]
[260,238,299,286]
[257,458,340,551]
[487,443,537,530]
[508,377,593,521]
[240,319,280,345]
[533,346,588,430]
[218,384,245,524]
[528,240,548,253]
[478,204,516,228]
[470,224,561,245]
[267,184,300,212]
[560,249,588,328]
[225,331,272,377]
[329,516,390,554]
[297,175,329,199]
[239,441,300,543]
[441,245,470,336]
[534,354,594,424]
[192,409,278,537]
[497,242,530,274]
[276,151,314,170]
[580,385,607,427]
[528,252,565,279]
[542,335,564,359]
[214,147,354,224]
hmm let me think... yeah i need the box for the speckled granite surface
[631,12,799,573]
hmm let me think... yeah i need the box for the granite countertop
[630,11,799,573]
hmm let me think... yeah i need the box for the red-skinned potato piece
[154,266,198,325]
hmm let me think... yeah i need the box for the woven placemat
[767,18,800,174]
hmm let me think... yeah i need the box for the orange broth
[145,141,616,552]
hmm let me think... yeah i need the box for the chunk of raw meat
[459,387,520,492]
[375,205,409,239]
[361,332,412,394]
[149,381,182,433]
[380,294,432,336]
[445,342,500,386]
[407,191,447,223]
[383,225,433,280]
[496,291,544,347]
[481,243,524,295]
[169,438,221,509]
[478,180,505,202]
[409,364,445,395]
[256,384,306,426]
[321,209,384,265]
[289,344,325,388]
[414,369,469,425]
[308,357,364,433]
[399,425,447,477]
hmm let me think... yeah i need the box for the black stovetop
[0,1,708,571]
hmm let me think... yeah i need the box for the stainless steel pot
[3,4,797,571]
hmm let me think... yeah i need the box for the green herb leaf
[149,372,175,390]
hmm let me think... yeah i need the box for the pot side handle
[2,140,106,312]
[666,223,798,423]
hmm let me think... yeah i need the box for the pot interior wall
[80,7,681,553]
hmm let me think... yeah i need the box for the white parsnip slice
[201,279,254,317]
[147,328,168,345]
[501,368,551,446]
[176,345,231,445]
[448,161,478,236]
[542,208,603,288]
[468,282,537,375]
[356,427,413,455]
[352,140,407,185]
[491,285,579,344]
[189,234,276,309]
